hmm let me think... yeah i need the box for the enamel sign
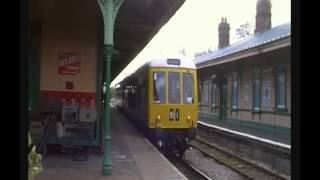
[58,52,80,75]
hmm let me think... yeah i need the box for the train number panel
[169,108,180,121]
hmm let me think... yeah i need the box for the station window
[198,79,202,104]
[153,72,166,104]
[231,72,238,110]
[168,72,181,104]
[276,65,287,110]
[253,68,261,111]
[203,80,210,105]
[212,83,218,107]
[183,73,194,104]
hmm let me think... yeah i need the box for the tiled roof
[194,22,291,65]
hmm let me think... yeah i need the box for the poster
[263,80,270,106]
[58,52,80,75]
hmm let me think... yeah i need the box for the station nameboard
[58,52,80,75]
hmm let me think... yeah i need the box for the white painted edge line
[110,103,115,108]
[143,137,188,180]
[183,159,212,180]
[198,121,291,149]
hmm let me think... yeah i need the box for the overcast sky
[111,0,291,86]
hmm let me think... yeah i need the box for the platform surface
[199,114,290,145]
[34,108,186,180]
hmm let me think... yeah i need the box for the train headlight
[156,115,161,127]
[187,116,191,123]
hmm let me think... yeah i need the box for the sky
[110,0,291,87]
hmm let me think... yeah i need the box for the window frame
[231,72,238,111]
[203,79,210,106]
[182,72,194,104]
[252,67,261,112]
[168,71,181,104]
[275,64,288,111]
[152,71,166,104]
[211,81,218,108]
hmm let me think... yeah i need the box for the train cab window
[168,72,181,104]
[153,72,166,103]
[183,73,193,104]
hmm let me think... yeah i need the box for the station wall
[198,52,291,131]
[39,22,98,108]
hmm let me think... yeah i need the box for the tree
[194,48,214,58]
[236,21,252,39]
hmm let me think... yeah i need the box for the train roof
[116,57,196,86]
[148,57,196,69]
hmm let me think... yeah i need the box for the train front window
[168,72,181,104]
[183,73,193,104]
[153,72,165,103]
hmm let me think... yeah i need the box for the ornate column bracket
[97,0,124,45]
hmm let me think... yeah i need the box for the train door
[220,79,227,120]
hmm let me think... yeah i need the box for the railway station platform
[34,108,186,180]
[198,114,290,145]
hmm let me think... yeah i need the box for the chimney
[218,17,230,49]
[255,0,272,34]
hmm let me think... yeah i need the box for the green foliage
[236,21,252,39]
[28,133,43,180]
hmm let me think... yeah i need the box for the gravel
[183,148,247,180]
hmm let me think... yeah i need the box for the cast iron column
[102,44,113,176]
[97,0,123,176]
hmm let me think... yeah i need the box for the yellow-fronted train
[113,57,198,157]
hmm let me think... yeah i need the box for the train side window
[183,73,193,104]
[168,72,181,104]
[153,72,166,103]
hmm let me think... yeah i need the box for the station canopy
[29,0,185,81]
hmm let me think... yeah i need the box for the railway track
[167,156,212,180]
[190,137,287,180]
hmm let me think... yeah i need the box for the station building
[26,2,186,177]
[195,0,291,141]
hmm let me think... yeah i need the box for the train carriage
[114,57,198,157]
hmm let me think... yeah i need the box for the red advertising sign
[58,52,80,75]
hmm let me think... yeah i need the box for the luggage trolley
[31,96,100,160]
[53,105,97,161]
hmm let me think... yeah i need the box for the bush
[28,133,43,180]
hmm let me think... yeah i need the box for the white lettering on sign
[58,53,80,75]
[169,111,174,119]
[58,55,80,67]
